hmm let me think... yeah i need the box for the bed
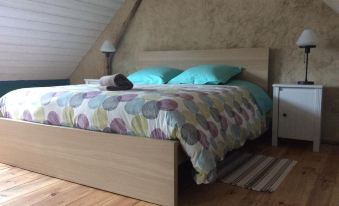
[0,48,270,206]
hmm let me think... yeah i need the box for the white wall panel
[0,0,124,81]
[0,44,87,56]
[0,6,107,30]
[0,17,101,37]
[0,52,82,62]
[324,0,339,14]
[0,35,92,50]
[0,27,96,43]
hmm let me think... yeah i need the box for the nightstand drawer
[278,88,318,141]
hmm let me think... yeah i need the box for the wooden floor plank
[0,167,30,182]
[0,172,41,192]
[0,175,59,204]
[238,144,322,206]
[133,202,159,206]
[305,145,339,206]
[31,184,94,206]
[0,163,11,170]
[98,195,139,206]
[2,181,74,206]
[66,189,124,206]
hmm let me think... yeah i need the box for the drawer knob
[283,113,287,117]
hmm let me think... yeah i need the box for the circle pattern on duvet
[181,123,199,145]
[63,107,74,127]
[220,115,228,129]
[70,93,85,108]
[120,94,137,102]
[163,93,178,98]
[47,111,60,125]
[242,109,250,121]
[166,111,185,127]
[213,98,224,111]
[84,91,101,99]
[207,121,218,137]
[209,107,221,122]
[234,113,243,126]
[199,95,213,106]
[233,101,242,113]
[142,100,160,119]
[88,95,106,109]
[178,93,194,100]
[33,107,45,123]
[248,103,255,115]
[182,110,197,125]
[242,97,251,109]
[197,102,210,118]
[103,127,112,133]
[198,130,209,149]
[4,112,11,118]
[57,93,73,107]
[125,98,145,115]
[196,149,215,172]
[131,115,148,136]
[224,104,235,117]
[183,99,198,113]
[196,113,208,130]
[102,96,121,111]
[150,128,167,139]
[110,118,127,134]
[23,110,32,121]
[76,114,89,129]
[41,92,56,105]
[93,108,108,130]
[220,128,227,140]
[231,124,240,138]
[158,99,178,111]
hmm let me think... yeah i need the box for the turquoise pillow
[127,67,182,84]
[227,79,273,114]
[168,64,241,85]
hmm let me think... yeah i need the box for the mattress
[0,84,267,184]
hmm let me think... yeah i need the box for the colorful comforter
[0,84,266,184]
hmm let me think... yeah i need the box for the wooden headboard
[137,48,270,91]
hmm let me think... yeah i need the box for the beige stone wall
[70,0,339,142]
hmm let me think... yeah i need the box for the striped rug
[219,152,297,192]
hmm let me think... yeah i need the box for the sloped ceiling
[0,0,124,81]
[324,0,339,14]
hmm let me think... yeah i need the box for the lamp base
[297,81,314,85]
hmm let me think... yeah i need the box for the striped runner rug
[219,152,297,192]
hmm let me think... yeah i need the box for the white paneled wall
[0,0,124,81]
[324,0,339,14]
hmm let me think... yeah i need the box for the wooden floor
[1,138,339,206]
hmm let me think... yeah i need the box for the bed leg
[173,142,179,206]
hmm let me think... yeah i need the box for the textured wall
[71,0,339,142]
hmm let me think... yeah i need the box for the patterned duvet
[0,84,266,184]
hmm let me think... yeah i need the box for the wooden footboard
[0,118,178,206]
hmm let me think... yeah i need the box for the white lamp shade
[296,29,318,47]
[100,40,116,53]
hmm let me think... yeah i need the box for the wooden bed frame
[0,48,269,206]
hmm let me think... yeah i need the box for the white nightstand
[84,79,100,85]
[272,84,323,152]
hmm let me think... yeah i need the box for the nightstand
[272,84,323,152]
[84,79,100,85]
